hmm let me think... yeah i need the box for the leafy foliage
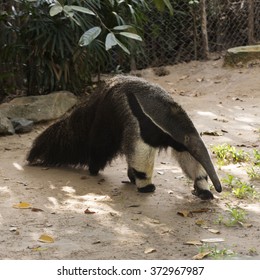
[212,144,250,166]
[0,0,172,96]
[222,173,259,200]
[199,244,235,260]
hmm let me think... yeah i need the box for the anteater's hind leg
[126,139,156,193]
[172,150,214,200]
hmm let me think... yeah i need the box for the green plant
[246,149,260,180]
[225,205,247,226]
[199,244,235,259]
[212,144,250,166]
[223,174,259,199]
[253,149,260,165]
[247,167,260,180]
[1,0,173,96]
[215,205,247,227]
[248,247,258,256]
[222,174,236,187]
[1,0,100,95]
[233,180,258,199]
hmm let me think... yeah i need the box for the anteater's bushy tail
[26,100,96,167]
[27,86,125,173]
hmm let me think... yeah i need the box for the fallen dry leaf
[207,228,220,234]
[13,202,32,209]
[84,208,96,214]
[9,226,18,232]
[184,240,203,246]
[98,178,105,185]
[192,251,211,260]
[144,248,156,254]
[213,118,228,123]
[38,234,54,243]
[196,77,204,82]
[238,221,253,228]
[127,204,140,208]
[149,219,160,224]
[179,75,189,81]
[201,238,224,243]
[177,210,193,218]
[29,245,48,252]
[31,207,44,212]
[200,130,223,136]
[195,220,208,228]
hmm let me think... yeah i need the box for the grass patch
[212,144,250,166]
[198,244,235,259]
[222,174,259,199]
[216,205,247,227]
[247,167,260,180]
[247,150,260,180]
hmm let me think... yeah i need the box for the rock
[0,91,78,123]
[224,45,260,67]
[0,112,15,135]
[11,118,34,134]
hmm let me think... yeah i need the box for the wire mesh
[132,0,260,69]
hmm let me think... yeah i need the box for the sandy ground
[0,59,259,260]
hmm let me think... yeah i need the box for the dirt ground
[0,59,259,260]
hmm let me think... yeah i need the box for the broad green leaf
[115,38,130,55]
[105,32,130,54]
[78,27,101,47]
[163,0,174,15]
[67,5,95,16]
[63,6,82,26]
[49,3,63,17]
[119,32,142,41]
[63,5,74,18]
[113,25,132,31]
[105,32,118,51]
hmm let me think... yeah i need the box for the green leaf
[105,32,130,54]
[127,4,135,15]
[115,38,130,55]
[113,25,132,31]
[119,32,142,41]
[108,0,115,6]
[153,0,173,15]
[78,27,102,47]
[49,3,63,17]
[153,0,164,11]
[163,0,174,15]
[105,33,118,51]
[63,5,74,18]
[67,5,96,16]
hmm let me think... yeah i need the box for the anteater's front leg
[126,139,156,193]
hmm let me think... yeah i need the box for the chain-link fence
[131,0,260,69]
[1,0,259,97]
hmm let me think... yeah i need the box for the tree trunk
[248,0,255,44]
[200,0,209,60]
